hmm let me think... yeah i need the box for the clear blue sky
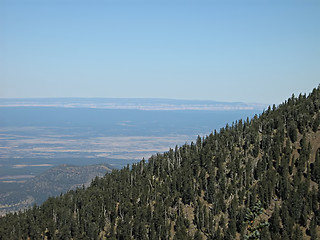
[0,0,319,104]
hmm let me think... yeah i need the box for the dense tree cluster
[1,86,320,239]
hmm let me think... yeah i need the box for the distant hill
[0,164,112,215]
[1,87,320,239]
[0,97,267,110]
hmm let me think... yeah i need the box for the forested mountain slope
[1,86,320,239]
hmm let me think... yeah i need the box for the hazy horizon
[1,0,319,105]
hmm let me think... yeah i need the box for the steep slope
[1,86,320,239]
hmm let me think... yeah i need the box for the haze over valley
[0,98,263,213]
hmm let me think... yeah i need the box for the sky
[0,0,319,105]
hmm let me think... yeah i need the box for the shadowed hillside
[0,164,112,215]
[1,86,320,239]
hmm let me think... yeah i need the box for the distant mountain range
[0,98,267,111]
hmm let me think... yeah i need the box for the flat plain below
[0,104,262,213]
